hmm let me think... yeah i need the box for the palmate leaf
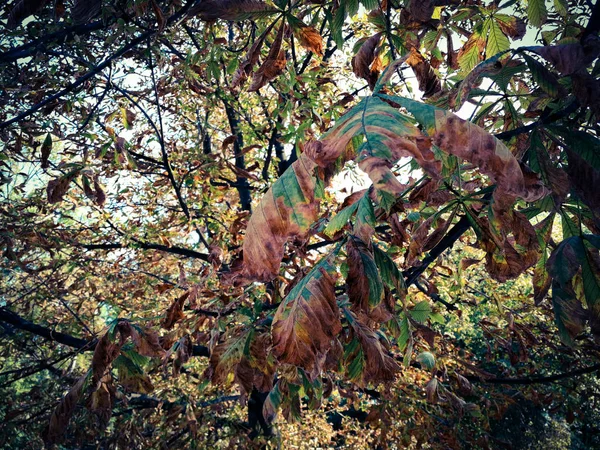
[238,96,437,282]
[484,19,510,58]
[385,95,546,213]
[271,250,342,377]
[324,96,441,197]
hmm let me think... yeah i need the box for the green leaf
[373,244,406,293]
[409,300,431,323]
[554,0,567,17]
[522,53,561,97]
[528,0,547,27]
[416,351,436,370]
[486,19,510,58]
[324,201,359,237]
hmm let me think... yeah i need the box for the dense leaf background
[1,0,600,448]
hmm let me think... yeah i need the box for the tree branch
[80,241,209,262]
[0,307,210,357]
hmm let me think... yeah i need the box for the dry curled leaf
[351,33,382,89]
[293,23,324,56]
[44,374,86,445]
[406,47,442,98]
[249,22,286,92]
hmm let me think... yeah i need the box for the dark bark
[248,389,272,438]
[223,101,253,211]
[0,308,210,357]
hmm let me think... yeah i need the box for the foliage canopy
[1,0,600,448]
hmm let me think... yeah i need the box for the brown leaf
[161,292,189,329]
[208,244,224,269]
[346,236,383,313]
[47,173,76,203]
[173,335,193,376]
[87,373,115,429]
[406,47,442,98]
[531,41,599,75]
[248,23,286,92]
[425,109,543,209]
[232,28,270,88]
[406,216,435,266]
[117,360,154,394]
[91,333,121,386]
[93,177,106,207]
[349,312,400,384]
[72,0,101,24]
[351,33,382,88]
[189,0,273,21]
[44,374,86,445]
[425,377,438,403]
[222,135,237,151]
[460,258,481,271]
[272,262,341,377]
[406,0,435,22]
[390,213,410,247]
[572,72,600,119]
[130,327,166,358]
[293,24,323,56]
[476,211,539,282]
[7,0,48,28]
[497,17,526,39]
[233,152,321,283]
[566,146,600,221]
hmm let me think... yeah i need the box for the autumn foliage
[1,0,600,448]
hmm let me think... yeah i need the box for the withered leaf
[346,236,384,313]
[249,22,286,92]
[161,291,189,329]
[232,27,271,88]
[150,0,166,32]
[234,152,322,283]
[86,373,115,429]
[91,332,122,386]
[189,0,275,21]
[391,97,546,214]
[347,311,400,385]
[44,374,87,445]
[47,173,78,204]
[351,33,382,88]
[530,42,599,75]
[406,47,442,98]
[292,22,324,56]
[271,254,341,378]
[406,0,435,23]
